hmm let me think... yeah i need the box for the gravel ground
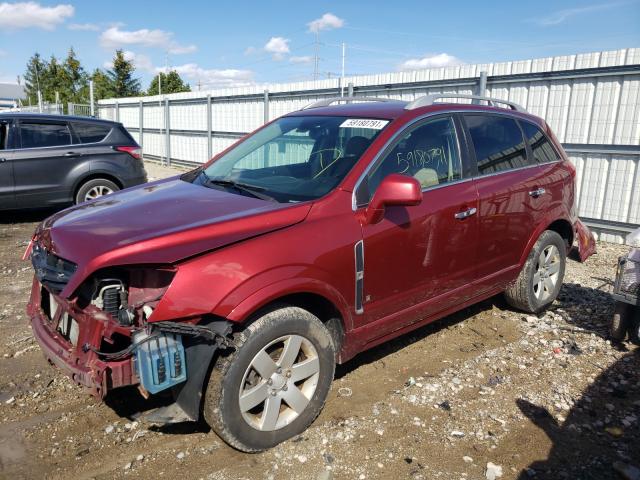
[0,161,638,480]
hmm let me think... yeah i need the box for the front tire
[204,306,335,452]
[504,230,566,314]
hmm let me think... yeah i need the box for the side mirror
[365,174,422,225]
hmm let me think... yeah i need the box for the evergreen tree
[147,70,191,95]
[107,50,141,97]
[42,55,67,104]
[63,47,88,103]
[87,68,115,101]
[23,53,47,105]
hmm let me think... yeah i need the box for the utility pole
[340,43,346,97]
[35,62,42,113]
[313,30,320,80]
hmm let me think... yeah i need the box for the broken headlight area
[76,266,176,327]
[31,243,77,295]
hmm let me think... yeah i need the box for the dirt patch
[0,163,637,480]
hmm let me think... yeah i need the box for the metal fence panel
[97,47,640,242]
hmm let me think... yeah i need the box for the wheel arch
[519,216,574,267]
[72,172,124,201]
[223,281,351,362]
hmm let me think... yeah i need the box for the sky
[0,0,639,90]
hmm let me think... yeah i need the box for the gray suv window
[72,122,111,144]
[465,114,531,175]
[20,121,72,148]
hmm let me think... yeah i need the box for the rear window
[20,121,72,148]
[72,122,111,144]
[465,114,531,175]
[520,121,560,164]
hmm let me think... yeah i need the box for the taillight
[115,146,142,160]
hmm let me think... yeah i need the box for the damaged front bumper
[27,276,232,422]
[27,277,136,398]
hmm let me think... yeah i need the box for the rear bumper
[121,174,148,189]
[27,277,136,398]
[574,218,597,262]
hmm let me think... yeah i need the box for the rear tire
[610,302,630,341]
[75,178,119,204]
[203,306,335,452]
[504,230,566,314]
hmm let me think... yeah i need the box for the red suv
[26,94,595,451]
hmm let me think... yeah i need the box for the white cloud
[532,2,624,26]
[100,26,197,55]
[68,22,99,31]
[244,46,258,56]
[0,2,74,30]
[264,37,290,60]
[307,13,344,33]
[103,50,154,72]
[168,44,197,54]
[290,55,313,64]
[171,63,254,89]
[399,53,463,71]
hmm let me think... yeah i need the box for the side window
[366,117,461,199]
[520,121,560,164]
[72,122,111,144]
[20,121,72,149]
[465,114,530,175]
[0,122,8,150]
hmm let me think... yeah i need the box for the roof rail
[405,94,526,112]
[301,97,396,110]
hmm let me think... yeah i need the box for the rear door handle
[0,158,6,163]
[454,207,477,219]
[529,188,546,198]
[63,151,81,157]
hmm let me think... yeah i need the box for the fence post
[207,94,212,159]
[68,102,74,115]
[263,89,269,124]
[115,101,120,122]
[164,97,171,166]
[477,71,487,98]
[347,82,354,98]
[138,100,144,154]
[89,80,95,116]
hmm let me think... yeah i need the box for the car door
[353,115,479,340]
[12,118,79,208]
[462,113,542,293]
[0,118,15,210]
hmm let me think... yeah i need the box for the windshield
[194,115,389,203]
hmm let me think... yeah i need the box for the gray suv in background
[0,113,147,210]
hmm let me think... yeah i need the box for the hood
[37,177,311,297]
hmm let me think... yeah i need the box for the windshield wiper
[206,178,277,202]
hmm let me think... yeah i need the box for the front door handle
[0,158,6,163]
[529,187,546,198]
[454,207,477,219]
[63,151,81,157]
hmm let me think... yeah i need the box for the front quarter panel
[150,190,361,330]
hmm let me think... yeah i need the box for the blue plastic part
[133,331,187,394]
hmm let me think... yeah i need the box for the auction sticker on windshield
[340,119,389,129]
